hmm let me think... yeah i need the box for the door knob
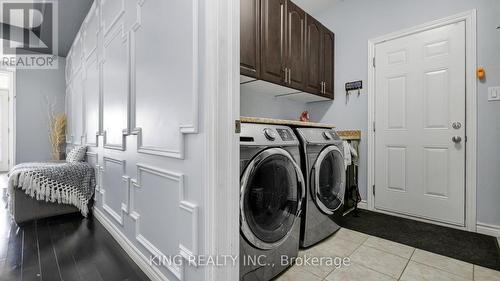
[452,136,462,143]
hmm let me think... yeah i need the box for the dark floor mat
[339,209,500,271]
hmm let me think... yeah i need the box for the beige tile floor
[276,228,500,281]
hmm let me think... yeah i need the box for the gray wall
[300,0,500,227]
[241,92,307,120]
[15,57,66,163]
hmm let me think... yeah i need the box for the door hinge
[235,120,241,134]
[372,57,376,68]
[373,121,376,133]
[372,185,376,196]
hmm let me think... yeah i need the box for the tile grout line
[316,230,370,280]
[362,241,415,260]
[320,229,370,258]
[345,234,400,280]
[410,258,473,280]
[398,248,416,281]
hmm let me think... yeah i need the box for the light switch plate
[488,87,500,101]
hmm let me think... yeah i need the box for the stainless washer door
[312,145,346,215]
[240,148,305,250]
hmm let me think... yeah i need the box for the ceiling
[57,0,94,57]
[292,0,340,16]
[0,0,94,57]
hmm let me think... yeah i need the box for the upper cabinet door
[260,0,286,85]
[240,0,260,78]
[285,1,305,90]
[321,27,335,98]
[304,15,322,95]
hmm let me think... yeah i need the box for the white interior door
[0,90,9,171]
[374,21,466,226]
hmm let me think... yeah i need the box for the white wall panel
[101,157,129,226]
[101,0,125,36]
[65,86,72,143]
[71,34,83,76]
[83,53,100,146]
[130,164,198,279]
[132,0,198,158]
[66,1,204,280]
[71,71,84,145]
[83,3,100,60]
[102,24,129,150]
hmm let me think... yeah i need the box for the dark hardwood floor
[0,196,150,281]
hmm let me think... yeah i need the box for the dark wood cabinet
[305,17,335,98]
[240,0,335,99]
[285,1,306,90]
[304,15,322,95]
[240,0,261,78]
[260,0,286,85]
[321,27,335,98]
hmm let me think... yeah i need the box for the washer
[294,128,346,248]
[240,123,305,281]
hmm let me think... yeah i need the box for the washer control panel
[263,128,277,141]
[241,124,299,146]
[323,131,332,140]
[276,128,295,141]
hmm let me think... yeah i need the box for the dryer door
[240,148,305,250]
[312,145,346,215]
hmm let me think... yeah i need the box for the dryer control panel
[295,128,342,145]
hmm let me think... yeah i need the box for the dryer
[240,123,305,281]
[295,128,346,248]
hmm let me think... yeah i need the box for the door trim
[0,69,16,170]
[367,10,477,232]
[204,0,240,279]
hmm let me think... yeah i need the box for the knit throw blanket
[8,162,96,216]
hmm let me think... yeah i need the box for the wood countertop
[240,117,361,140]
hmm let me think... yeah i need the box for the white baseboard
[476,222,500,238]
[93,208,169,281]
[357,200,368,210]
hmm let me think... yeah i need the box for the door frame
[204,0,240,280]
[367,10,477,232]
[0,69,16,171]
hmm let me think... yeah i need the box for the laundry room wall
[64,0,216,280]
[295,0,500,230]
[240,91,307,120]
